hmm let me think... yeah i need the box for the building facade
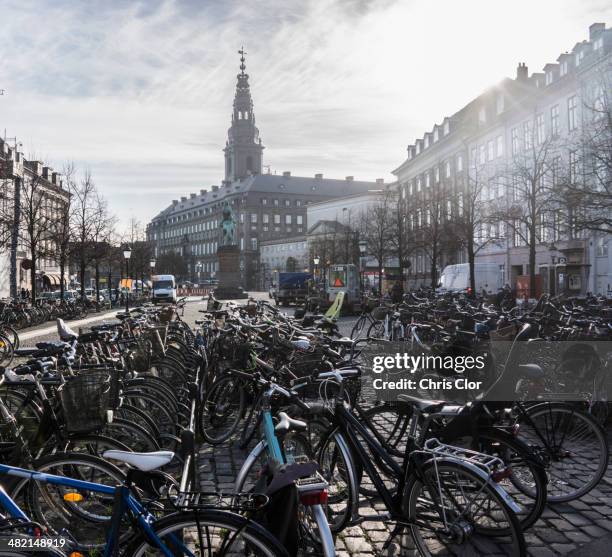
[147,53,379,290]
[0,137,70,298]
[394,22,612,295]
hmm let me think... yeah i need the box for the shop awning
[42,273,61,286]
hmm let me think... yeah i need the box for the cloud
[0,0,610,230]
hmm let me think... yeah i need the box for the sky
[1,0,611,232]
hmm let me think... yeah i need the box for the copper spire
[238,46,247,75]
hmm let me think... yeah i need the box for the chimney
[180,196,187,202]
[315,173,323,179]
[52,172,60,185]
[172,200,178,205]
[190,193,196,199]
[200,189,207,195]
[282,171,291,177]
[516,62,529,82]
[345,176,354,181]
[376,178,384,185]
[590,22,605,40]
[42,167,52,180]
[212,185,219,192]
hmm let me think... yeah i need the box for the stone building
[147,52,378,290]
[393,22,612,295]
[0,137,70,298]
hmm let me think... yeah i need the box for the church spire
[224,47,264,182]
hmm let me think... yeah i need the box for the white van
[438,263,501,295]
[152,274,177,303]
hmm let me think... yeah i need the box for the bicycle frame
[0,463,184,557]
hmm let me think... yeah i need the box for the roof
[149,173,377,223]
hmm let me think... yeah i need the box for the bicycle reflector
[299,489,328,506]
[63,491,84,502]
[70,553,85,557]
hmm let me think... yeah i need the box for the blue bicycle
[0,450,289,556]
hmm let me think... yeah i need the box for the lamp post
[358,240,367,294]
[150,258,156,299]
[123,246,132,312]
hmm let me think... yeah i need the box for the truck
[274,272,312,306]
[438,263,501,295]
[151,274,177,304]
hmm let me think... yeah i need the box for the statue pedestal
[213,245,248,299]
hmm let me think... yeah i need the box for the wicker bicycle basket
[60,370,111,433]
[371,306,393,321]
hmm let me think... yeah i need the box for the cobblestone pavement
[23,296,612,555]
[180,296,612,556]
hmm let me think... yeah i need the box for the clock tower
[224,48,264,182]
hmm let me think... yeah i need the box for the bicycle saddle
[397,394,446,413]
[275,412,307,433]
[102,450,174,472]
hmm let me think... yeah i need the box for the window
[560,60,568,76]
[535,113,545,144]
[478,107,487,124]
[262,214,269,224]
[568,96,578,130]
[284,199,290,207]
[550,105,560,136]
[443,120,450,135]
[569,150,579,182]
[456,155,463,172]
[285,215,292,225]
[545,71,554,86]
[593,37,604,51]
[575,50,585,66]
[479,145,486,164]
[426,173,431,188]
[296,200,302,207]
[596,237,608,256]
[416,142,421,155]
[409,182,413,195]
[273,199,279,206]
[511,127,519,155]
[470,147,477,167]
[487,140,494,161]
[424,136,430,149]
[496,136,503,157]
[274,214,280,224]
[434,167,440,183]
[251,238,257,250]
[433,128,439,142]
[417,177,422,191]
[496,94,505,114]
[250,213,257,223]
[445,161,451,178]
[523,121,532,150]
[296,215,303,225]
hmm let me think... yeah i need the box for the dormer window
[545,71,554,86]
[593,37,603,51]
[443,120,450,135]
[416,143,421,155]
[433,128,439,142]
[496,94,505,114]
[424,136,430,149]
[478,107,487,124]
[560,60,568,76]
[575,50,585,66]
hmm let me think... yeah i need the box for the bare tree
[360,188,394,292]
[0,169,57,301]
[490,131,559,297]
[388,186,414,288]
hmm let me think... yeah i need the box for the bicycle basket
[60,371,111,433]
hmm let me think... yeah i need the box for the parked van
[438,263,501,295]
[152,274,177,303]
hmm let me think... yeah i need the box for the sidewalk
[18,308,120,341]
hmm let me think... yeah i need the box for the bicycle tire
[199,376,245,444]
[125,509,290,556]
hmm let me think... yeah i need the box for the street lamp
[149,259,156,298]
[313,256,320,284]
[123,246,132,312]
[358,240,367,294]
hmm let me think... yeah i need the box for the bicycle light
[63,491,84,503]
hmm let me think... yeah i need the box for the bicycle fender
[421,455,522,514]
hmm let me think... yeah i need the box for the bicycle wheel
[366,320,386,339]
[24,452,128,552]
[515,402,609,502]
[401,461,526,556]
[199,376,245,444]
[350,315,370,340]
[125,509,289,556]
[441,427,547,531]
[238,392,263,449]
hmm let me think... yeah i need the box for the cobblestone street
[178,298,612,557]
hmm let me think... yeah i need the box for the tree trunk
[108,266,112,303]
[59,256,66,300]
[468,234,476,297]
[80,260,86,301]
[430,241,438,289]
[95,262,100,306]
[9,177,21,299]
[30,252,36,303]
[529,231,537,299]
